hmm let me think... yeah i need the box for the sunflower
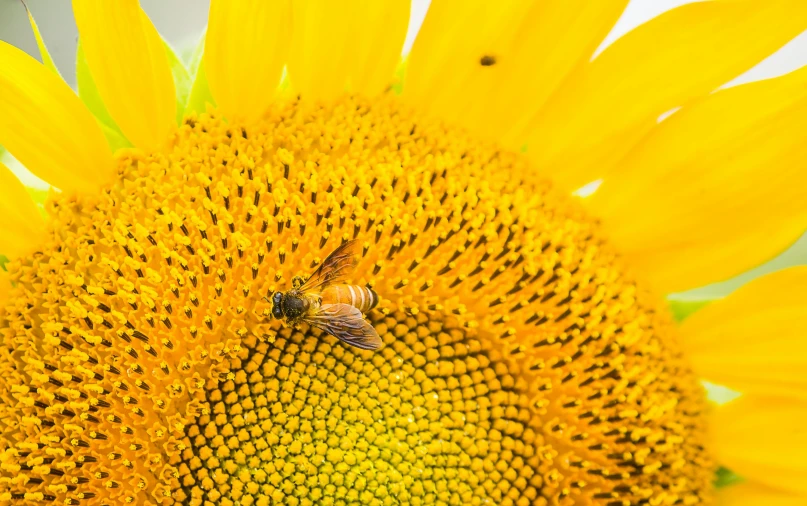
[1,1,805,505]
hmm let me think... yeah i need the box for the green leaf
[186,61,216,116]
[390,59,406,95]
[666,298,712,322]
[714,467,744,488]
[184,36,216,116]
[76,40,131,151]
[186,33,206,78]
[23,2,61,77]
[0,254,7,271]
[99,122,132,154]
[25,187,49,205]
[25,187,50,219]
[178,43,198,68]
[163,41,192,124]
[277,69,291,95]
[702,380,742,406]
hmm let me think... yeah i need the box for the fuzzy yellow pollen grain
[0,97,712,505]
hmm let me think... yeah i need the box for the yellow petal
[403,1,531,114]
[288,0,348,101]
[340,0,410,96]
[204,0,290,122]
[712,396,807,496]
[680,267,807,400]
[0,41,113,193]
[588,66,807,293]
[72,0,176,150]
[524,0,807,193]
[75,41,133,153]
[405,0,628,145]
[0,161,45,258]
[719,483,807,506]
[287,0,408,101]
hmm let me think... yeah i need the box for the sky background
[1,0,807,298]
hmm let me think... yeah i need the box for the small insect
[269,240,382,350]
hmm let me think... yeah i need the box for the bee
[269,240,382,350]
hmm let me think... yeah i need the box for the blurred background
[2,0,807,299]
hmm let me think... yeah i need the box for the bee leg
[291,276,305,289]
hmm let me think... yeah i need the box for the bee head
[271,292,284,319]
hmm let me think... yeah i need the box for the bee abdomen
[367,287,379,310]
[322,285,378,313]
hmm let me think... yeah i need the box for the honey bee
[269,240,382,350]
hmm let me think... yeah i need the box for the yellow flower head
[0,1,806,505]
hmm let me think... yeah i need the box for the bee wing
[303,303,382,350]
[298,239,359,293]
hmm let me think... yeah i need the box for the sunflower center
[0,96,712,505]
[183,312,539,505]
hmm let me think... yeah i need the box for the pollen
[0,96,713,505]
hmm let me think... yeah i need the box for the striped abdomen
[321,285,379,313]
